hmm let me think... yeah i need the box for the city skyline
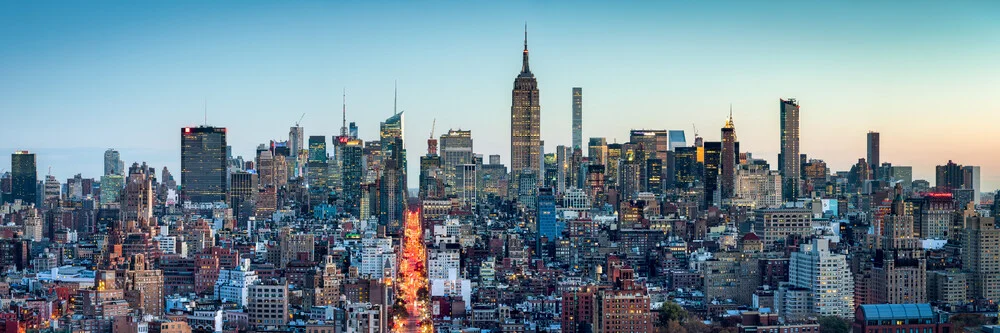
[2,2,999,189]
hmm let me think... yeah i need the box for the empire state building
[510,28,541,199]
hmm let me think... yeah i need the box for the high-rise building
[307,136,328,208]
[572,87,582,151]
[289,126,304,156]
[673,146,699,188]
[962,165,981,204]
[10,151,37,206]
[121,254,164,316]
[961,205,1000,302]
[379,112,406,231]
[537,187,559,242]
[779,98,800,201]
[867,131,880,180]
[43,174,60,206]
[456,164,477,212]
[588,137,607,166]
[510,28,542,198]
[99,174,124,205]
[440,129,473,195]
[228,171,257,229]
[215,259,259,307]
[891,166,913,190]
[732,161,782,209]
[342,139,364,216]
[181,127,227,203]
[757,209,812,248]
[873,185,926,304]
[123,162,155,230]
[592,267,653,333]
[629,130,669,161]
[778,238,854,321]
[935,160,962,191]
[668,130,686,151]
[704,142,722,207]
[720,112,737,201]
[104,148,124,176]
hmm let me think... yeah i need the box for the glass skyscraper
[181,126,227,203]
[10,151,37,206]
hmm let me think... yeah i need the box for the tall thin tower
[572,87,583,151]
[510,25,542,199]
[867,131,880,180]
[720,107,737,201]
[780,98,800,201]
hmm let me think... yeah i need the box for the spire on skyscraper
[724,104,735,129]
[521,23,530,74]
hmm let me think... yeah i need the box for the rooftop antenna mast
[393,80,398,115]
[341,89,348,137]
[204,99,208,126]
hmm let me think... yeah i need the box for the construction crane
[294,113,306,127]
[692,123,699,137]
[429,118,436,139]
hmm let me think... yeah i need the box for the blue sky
[1,1,999,190]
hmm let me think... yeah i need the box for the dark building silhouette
[181,126,227,203]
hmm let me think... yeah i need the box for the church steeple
[521,23,530,74]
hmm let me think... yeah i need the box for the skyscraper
[588,137,607,166]
[935,160,962,190]
[668,130,686,151]
[537,187,559,241]
[104,148,123,176]
[228,170,256,229]
[440,129,473,195]
[961,205,1000,302]
[720,112,737,201]
[572,87,582,151]
[307,136,329,209]
[873,185,926,304]
[778,238,854,321]
[341,139,364,216]
[779,98,800,201]
[10,151,37,206]
[962,165,981,204]
[510,27,541,199]
[181,126,227,203]
[867,131,880,180]
[379,112,406,231]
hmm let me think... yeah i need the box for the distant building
[181,127,227,203]
[104,148,124,176]
[10,151,37,206]
[779,99,800,201]
[572,88,583,151]
[935,160,962,191]
[852,304,950,333]
[961,206,1000,303]
[440,129,474,195]
[757,209,812,248]
[720,112,738,201]
[510,30,542,198]
[867,132,880,179]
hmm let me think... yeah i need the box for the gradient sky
[2,1,999,190]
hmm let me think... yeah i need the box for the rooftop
[859,303,934,321]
